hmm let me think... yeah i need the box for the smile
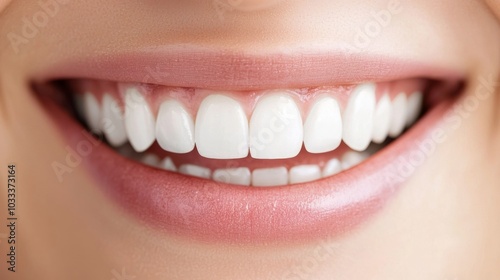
[34,50,464,243]
[69,79,428,187]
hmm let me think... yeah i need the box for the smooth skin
[1,1,500,279]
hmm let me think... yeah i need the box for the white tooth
[304,97,342,153]
[249,93,303,159]
[213,168,251,186]
[342,83,376,151]
[341,151,369,170]
[179,164,211,179]
[82,92,102,133]
[252,167,288,187]
[124,87,156,152]
[389,93,408,138]
[195,95,249,159]
[372,94,392,144]
[159,157,177,172]
[406,91,423,127]
[289,165,322,184]
[322,158,342,177]
[140,154,160,167]
[156,100,195,153]
[101,94,128,147]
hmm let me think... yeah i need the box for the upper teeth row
[76,83,423,160]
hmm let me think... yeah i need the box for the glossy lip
[33,50,463,243]
[31,45,464,90]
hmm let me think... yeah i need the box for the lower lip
[42,95,454,244]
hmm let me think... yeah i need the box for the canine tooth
[252,167,288,187]
[289,165,322,184]
[101,94,128,147]
[406,91,423,126]
[82,92,102,133]
[140,154,160,167]
[389,93,408,138]
[213,168,251,186]
[322,158,342,177]
[124,87,156,152]
[341,151,369,170]
[304,97,342,153]
[249,93,303,159]
[179,164,211,179]
[372,94,392,144]
[156,100,195,154]
[342,83,376,151]
[159,157,177,172]
[195,95,249,159]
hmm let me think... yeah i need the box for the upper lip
[32,45,464,90]
[35,49,465,243]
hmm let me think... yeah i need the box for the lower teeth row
[118,144,381,187]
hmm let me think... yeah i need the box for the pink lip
[34,49,462,243]
[32,46,463,90]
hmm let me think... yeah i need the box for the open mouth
[66,79,430,186]
[34,52,464,243]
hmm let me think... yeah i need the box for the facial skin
[1,1,500,279]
